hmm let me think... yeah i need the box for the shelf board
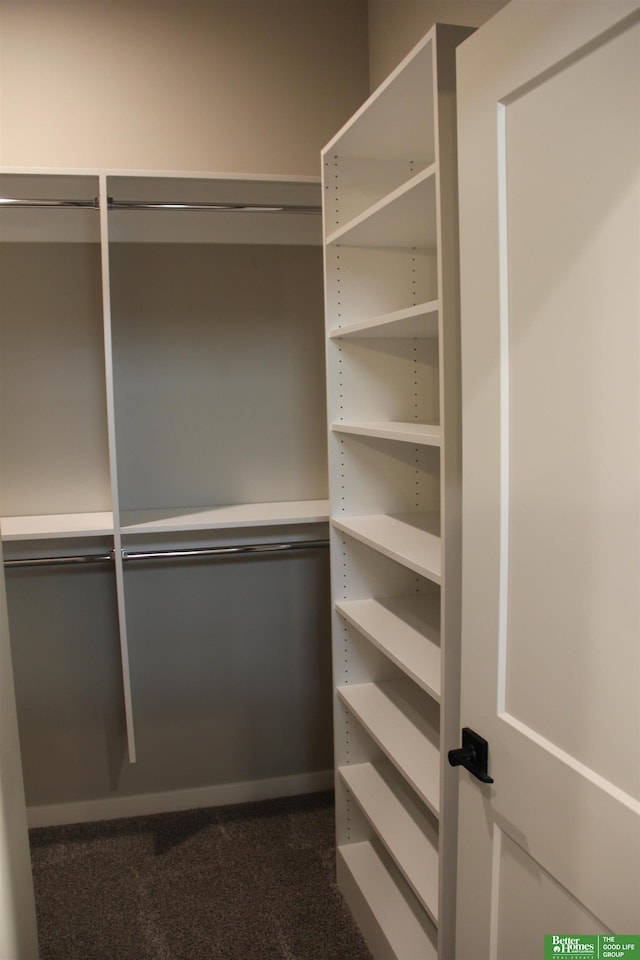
[120,500,330,534]
[323,31,435,162]
[0,512,114,541]
[338,841,438,960]
[326,166,437,249]
[338,679,440,815]
[106,173,322,246]
[339,761,439,922]
[332,513,441,582]
[332,421,441,446]
[328,301,439,339]
[335,594,441,700]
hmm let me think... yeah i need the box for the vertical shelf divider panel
[322,24,473,960]
[98,173,137,764]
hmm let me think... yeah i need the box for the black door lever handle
[448,727,494,784]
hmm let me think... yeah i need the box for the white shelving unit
[0,169,332,823]
[322,24,473,959]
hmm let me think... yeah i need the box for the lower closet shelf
[1,511,115,540]
[339,760,439,922]
[120,499,330,533]
[338,840,438,960]
[337,680,440,816]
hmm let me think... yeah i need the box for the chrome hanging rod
[0,197,320,214]
[121,539,329,562]
[0,197,99,209]
[107,199,321,214]
[4,553,113,569]
[4,539,328,569]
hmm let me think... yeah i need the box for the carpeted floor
[29,791,373,960]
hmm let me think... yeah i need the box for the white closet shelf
[337,679,440,815]
[106,173,322,246]
[332,421,441,446]
[328,301,439,339]
[119,500,330,534]
[326,166,437,249]
[339,760,439,922]
[324,34,435,163]
[338,841,438,960]
[0,512,114,541]
[335,594,441,700]
[332,513,441,582]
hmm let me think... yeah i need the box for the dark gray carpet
[29,791,373,960]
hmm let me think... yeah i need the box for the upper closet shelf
[325,167,437,249]
[332,513,441,582]
[120,500,330,534]
[0,512,114,541]
[329,301,439,339]
[107,174,322,246]
[0,172,101,243]
[324,34,435,164]
[332,421,441,446]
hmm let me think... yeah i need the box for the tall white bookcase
[322,24,473,959]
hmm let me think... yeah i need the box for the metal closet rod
[0,198,99,209]
[122,539,329,561]
[4,553,113,569]
[0,197,321,214]
[4,539,329,569]
[107,199,321,214]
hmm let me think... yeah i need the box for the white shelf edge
[0,166,321,185]
[0,512,115,541]
[332,513,441,583]
[120,499,330,534]
[328,301,439,339]
[339,761,439,923]
[335,595,441,700]
[325,164,436,247]
[331,421,441,446]
[337,841,438,960]
[338,679,440,816]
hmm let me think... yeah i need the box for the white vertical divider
[98,173,137,763]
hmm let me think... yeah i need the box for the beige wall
[368,0,509,88]
[0,0,369,176]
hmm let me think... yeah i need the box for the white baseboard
[27,769,335,829]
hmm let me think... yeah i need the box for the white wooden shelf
[0,512,115,541]
[332,513,441,582]
[120,500,329,534]
[332,421,441,446]
[339,760,439,922]
[328,301,439,340]
[336,594,441,700]
[326,167,437,249]
[324,34,435,164]
[338,841,438,960]
[337,679,440,815]
[106,173,322,246]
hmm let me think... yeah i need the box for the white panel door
[455,3,640,958]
